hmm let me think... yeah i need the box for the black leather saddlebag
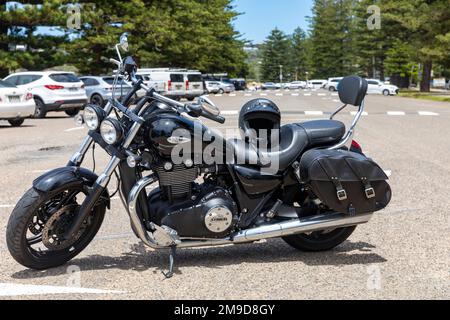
[299,149,391,215]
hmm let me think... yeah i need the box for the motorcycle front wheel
[282,226,356,252]
[6,187,106,270]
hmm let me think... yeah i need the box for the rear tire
[34,98,47,118]
[6,188,106,270]
[8,119,25,127]
[90,94,104,107]
[282,226,356,252]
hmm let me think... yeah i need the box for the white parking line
[244,94,252,97]
[387,111,406,116]
[229,94,236,97]
[260,93,268,96]
[64,127,85,132]
[305,111,324,116]
[384,170,392,177]
[0,205,14,208]
[331,93,339,96]
[318,93,326,96]
[275,93,283,96]
[418,111,439,116]
[304,93,312,96]
[215,94,223,97]
[291,93,299,96]
[221,111,239,116]
[0,283,124,297]
[350,111,369,116]
[333,99,340,102]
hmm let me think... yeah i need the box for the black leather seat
[228,120,346,172]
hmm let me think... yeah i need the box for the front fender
[33,166,110,208]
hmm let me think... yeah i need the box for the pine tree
[260,28,291,82]
[289,27,309,80]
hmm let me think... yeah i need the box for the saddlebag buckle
[365,187,376,199]
[337,189,348,201]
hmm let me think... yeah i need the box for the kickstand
[162,246,177,279]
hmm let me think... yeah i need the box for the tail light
[351,140,363,153]
[25,92,33,100]
[186,80,190,91]
[168,80,172,91]
[45,85,64,90]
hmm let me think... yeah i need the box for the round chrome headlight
[84,105,105,131]
[100,118,123,145]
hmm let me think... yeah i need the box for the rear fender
[33,166,110,209]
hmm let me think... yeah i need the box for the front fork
[63,100,144,239]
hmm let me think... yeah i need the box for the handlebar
[133,75,225,124]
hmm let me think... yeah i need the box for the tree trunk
[420,61,432,92]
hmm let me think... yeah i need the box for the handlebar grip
[201,110,226,124]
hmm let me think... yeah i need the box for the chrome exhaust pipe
[127,175,373,249]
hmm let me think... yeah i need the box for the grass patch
[398,92,450,103]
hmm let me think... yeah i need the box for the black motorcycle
[6,34,391,277]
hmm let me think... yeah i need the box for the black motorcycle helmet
[239,98,281,147]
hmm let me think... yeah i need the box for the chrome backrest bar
[328,100,365,150]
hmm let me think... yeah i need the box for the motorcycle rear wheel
[6,187,106,270]
[282,226,356,252]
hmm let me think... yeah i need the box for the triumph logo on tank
[169,127,281,175]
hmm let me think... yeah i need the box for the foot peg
[162,246,177,279]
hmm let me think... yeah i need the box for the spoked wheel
[282,226,356,252]
[6,187,106,270]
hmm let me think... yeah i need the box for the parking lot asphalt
[0,89,448,300]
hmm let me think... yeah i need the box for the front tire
[8,119,25,127]
[65,109,79,117]
[383,89,390,96]
[6,187,106,270]
[282,226,356,252]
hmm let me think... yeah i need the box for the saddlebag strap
[318,159,347,201]
[344,158,376,199]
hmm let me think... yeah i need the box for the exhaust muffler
[127,175,373,249]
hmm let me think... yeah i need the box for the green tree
[382,0,450,92]
[289,27,309,80]
[260,28,291,82]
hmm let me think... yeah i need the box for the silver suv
[80,76,132,106]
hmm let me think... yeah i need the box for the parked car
[261,82,281,90]
[324,77,343,91]
[185,71,204,101]
[80,76,133,106]
[284,81,307,90]
[140,69,186,100]
[306,80,328,89]
[0,80,35,126]
[3,71,87,118]
[216,81,235,94]
[366,79,399,96]
[230,78,247,91]
[205,81,221,94]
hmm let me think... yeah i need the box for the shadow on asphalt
[0,125,35,129]
[11,239,387,279]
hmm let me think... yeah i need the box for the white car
[306,80,328,89]
[205,81,221,94]
[284,81,307,90]
[366,79,399,96]
[324,77,343,91]
[3,71,87,118]
[185,71,204,101]
[0,80,35,126]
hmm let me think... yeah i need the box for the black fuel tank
[143,113,225,161]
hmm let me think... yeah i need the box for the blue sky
[233,0,313,43]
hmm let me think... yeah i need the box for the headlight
[84,105,105,131]
[100,118,123,145]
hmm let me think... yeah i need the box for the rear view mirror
[198,95,220,116]
[119,33,129,52]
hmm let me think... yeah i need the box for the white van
[138,69,186,100]
[307,79,328,89]
[185,71,204,101]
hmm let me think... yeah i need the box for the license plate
[69,88,78,92]
[8,96,20,103]
[175,85,182,89]
[194,85,200,88]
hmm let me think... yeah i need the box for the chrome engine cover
[204,206,234,234]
